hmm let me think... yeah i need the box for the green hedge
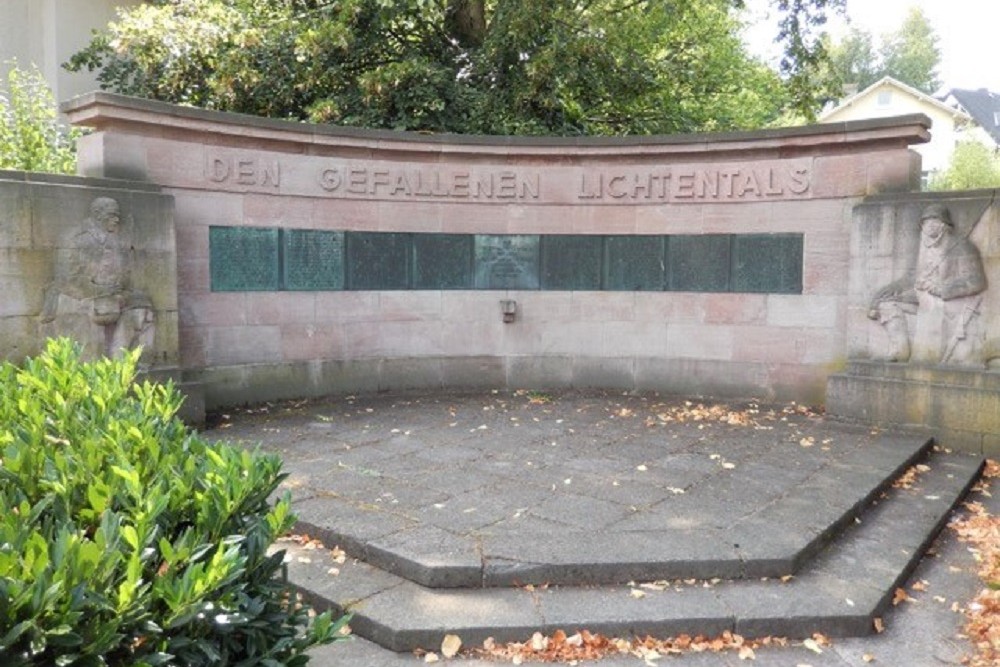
[0,339,342,666]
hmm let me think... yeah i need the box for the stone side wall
[828,191,1000,453]
[0,170,178,366]
[64,93,928,409]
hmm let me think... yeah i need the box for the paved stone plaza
[206,389,990,665]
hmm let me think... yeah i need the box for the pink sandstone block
[178,326,208,367]
[173,192,244,229]
[866,149,921,193]
[518,292,575,321]
[340,321,382,357]
[439,203,518,234]
[176,258,211,295]
[378,291,443,321]
[702,293,767,325]
[377,201,443,232]
[634,205,704,235]
[765,294,841,329]
[571,205,637,235]
[633,292,703,323]
[206,325,283,365]
[732,325,806,364]
[665,323,734,360]
[314,291,380,323]
[179,293,248,328]
[810,155,868,198]
[311,198,381,230]
[439,321,504,355]
[569,292,635,322]
[244,193,314,228]
[700,202,777,233]
[376,320,444,357]
[246,292,316,326]
[601,320,669,356]
[280,323,345,361]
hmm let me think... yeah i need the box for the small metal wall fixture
[500,299,517,323]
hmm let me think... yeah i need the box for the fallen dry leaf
[441,634,462,658]
[802,638,822,654]
[423,652,440,663]
[862,653,876,663]
[892,588,910,606]
[738,645,756,660]
[873,617,884,633]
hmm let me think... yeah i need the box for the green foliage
[67,0,843,135]
[928,139,1000,191]
[826,7,940,94]
[0,63,80,174]
[0,339,343,666]
[825,27,879,92]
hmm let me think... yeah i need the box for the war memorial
[2,92,999,659]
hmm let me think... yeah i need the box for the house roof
[820,76,970,123]
[943,88,1000,145]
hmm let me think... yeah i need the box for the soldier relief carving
[867,203,988,366]
[39,197,155,361]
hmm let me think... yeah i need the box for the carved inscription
[577,167,810,201]
[202,154,813,203]
[206,156,280,188]
[320,168,540,200]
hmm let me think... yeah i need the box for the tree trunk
[446,0,486,47]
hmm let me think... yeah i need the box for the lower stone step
[283,450,983,653]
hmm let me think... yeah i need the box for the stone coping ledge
[0,168,163,192]
[62,91,931,159]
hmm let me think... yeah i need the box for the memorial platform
[205,389,987,664]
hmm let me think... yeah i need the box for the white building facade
[1,0,142,105]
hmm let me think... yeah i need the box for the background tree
[0,63,80,174]
[68,0,843,136]
[928,139,1000,191]
[825,27,879,92]
[879,6,940,93]
[826,6,940,95]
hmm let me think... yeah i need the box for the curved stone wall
[64,93,928,408]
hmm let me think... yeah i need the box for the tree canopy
[929,139,1000,191]
[68,0,845,136]
[826,6,940,94]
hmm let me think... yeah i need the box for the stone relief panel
[38,197,157,363]
[854,200,997,368]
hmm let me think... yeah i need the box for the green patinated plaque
[209,226,280,291]
[668,234,732,292]
[413,234,473,289]
[474,235,540,289]
[346,232,411,290]
[284,229,344,290]
[604,236,665,291]
[541,235,603,290]
[731,233,803,294]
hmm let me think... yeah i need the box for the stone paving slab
[221,390,939,588]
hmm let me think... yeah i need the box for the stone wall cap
[61,91,932,158]
[0,168,163,193]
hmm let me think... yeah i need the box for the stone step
[283,450,983,653]
[294,432,933,587]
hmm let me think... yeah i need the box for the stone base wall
[828,361,1000,454]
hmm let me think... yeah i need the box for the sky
[743,0,1000,93]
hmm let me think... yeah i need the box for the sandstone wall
[63,93,928,408]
